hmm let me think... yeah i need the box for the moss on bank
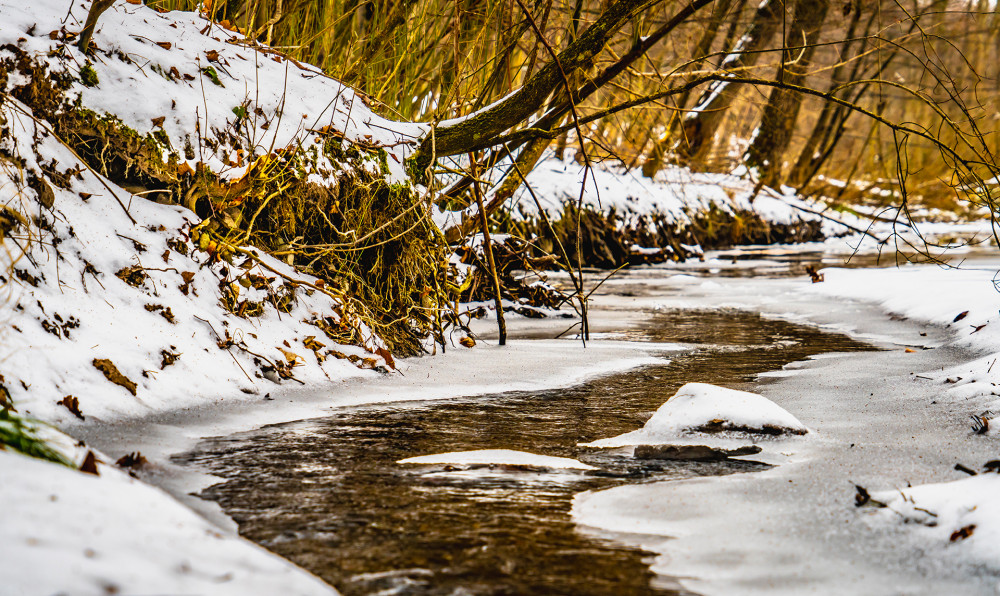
[0,48,446,356]
[499,204,825,269]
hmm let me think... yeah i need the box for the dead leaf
[160,349,180,369]
[950,524,976,542]
[179,270,196,295]
[854,485,871,507]
[954,311,969,322]
[303,336,325,351]
[78,192,92,200]
[57,395,84,420]
[144,303,176,323]
[169,66,181,79]
[126,0,142,4]
[151,116,166,128]
[205,49,220,62]
[28,174,54,209]
[115,265,147,288]
[155,41,172,50]
[375,346,396,369]
[115,452,148,468]
[905,348,916,353]
[92,358,138,396]
[277,347,303,366]
[459,336,476,348]
[80,450,100,475]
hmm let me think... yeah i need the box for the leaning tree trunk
[409,0,659,174]
[743,0,831,187]
[641,0,738,178]
[673,0,782,165]
[786,0,866,186]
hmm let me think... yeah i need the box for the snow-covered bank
[0,0,409,591]
[0,449,336,596]
[512,156,849,237]
[568,257,1000,594]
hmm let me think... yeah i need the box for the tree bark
[642,0,737,178]
[674,0,783,165]
[78,0,117,54]
[410,0,661,173]
[743,0,831,187]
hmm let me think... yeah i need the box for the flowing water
[176,308,875,595]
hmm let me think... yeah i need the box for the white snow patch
[398,449,596,470]
[869,473,1000,566]
[0,450,336,596]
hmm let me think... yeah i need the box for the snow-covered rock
[583,382,808,448]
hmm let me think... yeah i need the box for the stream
[176,308,875,595]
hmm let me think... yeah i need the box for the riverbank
[2,0,1000,592]
[572,256,1000,594]
[20,241,999,595]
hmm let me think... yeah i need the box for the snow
[1,1,999,592]
[563,252,1000,593]
[507,154,855,239]
[0,0,424,182]
[868,473,1000,565]
[0,99,385,426]
[398,448,596,470]
[0,0,425,591]
[0,449,335,596]
[583,382,808,448]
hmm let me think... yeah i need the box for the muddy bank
[499,204,826,268]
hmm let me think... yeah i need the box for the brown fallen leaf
[155,41,172,50]
[954,310,970,323]
[459,336,476,348]
[151,116,166,128]
[115,452,148,469]
[57,395,84,420]
[375,346,396,369]
[92,358,137,396]
[205,49,220,62]
[950,524,976,542]
[277,347,303,366]
[115,265,147,288]
[78,192,92,200]
[854,485,871,507]
[179,270,196,295]
[905,348,916,353]
[80,450,100,476]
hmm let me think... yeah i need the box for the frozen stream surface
[85,249,1000,595]
[176,309,873,595]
